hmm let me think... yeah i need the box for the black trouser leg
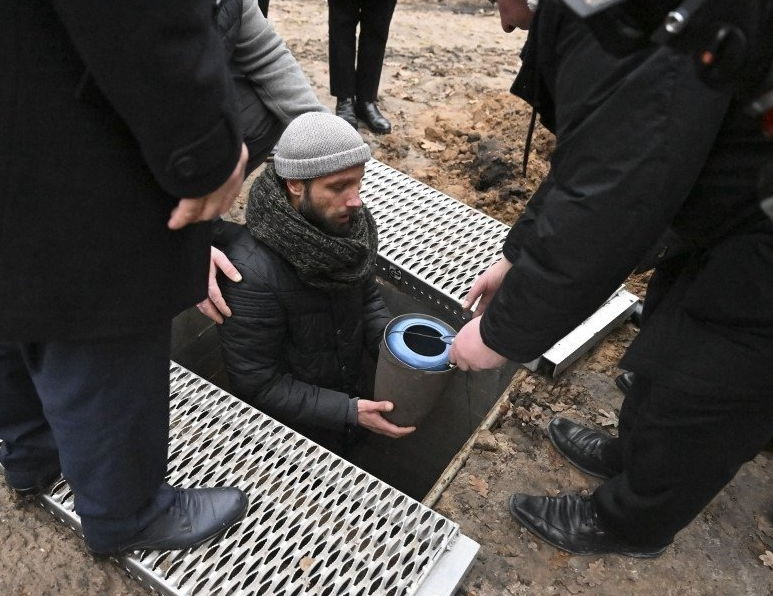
[354,0,397,102]
[0,323,176,549]
[600,254,692,473]
[328,0,360,99]
[0,343,60,486]
[599,373,647,473]
[594,378,773,546]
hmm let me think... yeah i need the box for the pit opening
[171,275,517,503]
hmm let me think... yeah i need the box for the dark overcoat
[0,0,243,340]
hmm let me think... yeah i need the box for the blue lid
[385,314,456,371]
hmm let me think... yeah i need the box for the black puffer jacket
[217,226,391,433]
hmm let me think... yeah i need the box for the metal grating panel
[361,160,509,323]
[29,363,477,596]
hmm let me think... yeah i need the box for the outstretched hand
[357,400,416,438]
[167,143,248,230]
[197,247,242,324]
[448,316,508,371]
[462,256,513,317]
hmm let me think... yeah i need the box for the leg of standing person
[512,233,773,556]
[594,236,773,548]
[0,344,61,495]
[594,375,773,547]
[328,0,360,128]
[354,0,397,134]
[0,323,247,555]
[547,251,694,479]
[597,252,692,474]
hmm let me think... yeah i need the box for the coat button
[341,365,347,372]
[173,155,198,179]
[336,329,342,335]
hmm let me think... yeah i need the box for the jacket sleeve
[232,0,329,125]
[232,0,328,125]
[480,7,733,362]
[361,275,391,360]
[217,255,352,432]
[48,0,243,198]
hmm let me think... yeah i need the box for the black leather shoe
[3,466,61,497]
[615,371,635,394]
[335,97,358,129]
[547,418,619,480]
[509,493,668,558]
[86,487,248,558]
[355,101,391,134]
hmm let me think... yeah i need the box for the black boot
[615,371,635,394]
[86,486,248,558]
[335,97,358,129]
[547,417,619,480]
[508,493,669,558]
[355,101,391,134]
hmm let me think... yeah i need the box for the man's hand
[357,400,416,438]
[449,316,508,371]
[197,247,242,324]
[462,257,513,317]
[167,143,248,230]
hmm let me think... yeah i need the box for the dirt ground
[2,0,773,594]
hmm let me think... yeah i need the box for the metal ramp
[32,364,479,596]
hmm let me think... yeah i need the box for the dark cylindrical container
[374,314,456,427]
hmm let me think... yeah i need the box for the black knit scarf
[246,165,378,293]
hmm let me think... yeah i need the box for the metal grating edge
[22,363,478,596]
[540,287,639,376]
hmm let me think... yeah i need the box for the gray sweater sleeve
[233,0,328,124]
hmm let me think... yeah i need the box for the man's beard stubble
[299,193,359,237]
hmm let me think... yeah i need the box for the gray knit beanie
[274,113,371,179]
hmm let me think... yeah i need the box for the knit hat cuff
[274,144,371,179]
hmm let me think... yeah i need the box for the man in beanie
[216,113,415,453]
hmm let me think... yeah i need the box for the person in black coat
[449,0,773,557]
[217,113,415,453]
[328,0,397,135]
[0,0,249,556]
